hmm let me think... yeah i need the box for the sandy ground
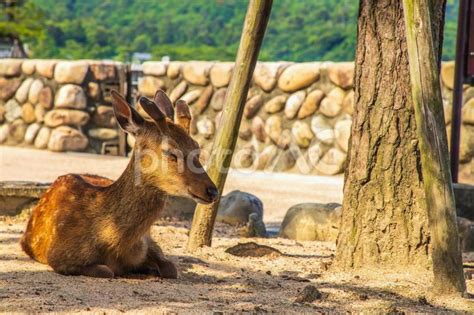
[1,217,474,314]
[1,147,474,313]
[0,146,344,224]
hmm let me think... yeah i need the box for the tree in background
[0,0,44,57]
[18,0,458,61]
[335,0,464,294]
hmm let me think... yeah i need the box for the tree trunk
[335,0,446,270]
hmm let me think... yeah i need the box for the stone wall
[0,58,472,177]
[0,59,122,153]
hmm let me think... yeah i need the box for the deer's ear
[153,90,174,119]
[139,96,166,124]
[175,99,191,134]
[111,90,144,135]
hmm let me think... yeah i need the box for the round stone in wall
[34,105,46,123]
[256,144,279,170]
[253,62,282,92]
[44,109,90,128]
[0,124,9,144]
[48,126,88,152]
[327,62,354,89]
[238,120,252,141]
[21,103,36,124]
[335,119,352,152]
[169,81,188,103]
[278,62,320,92]
[264,115,282,143]
[88,128,118,141]
[55,84,87,109]
[22,59,36,75]
[342,90,354,115]
[441,61,454,90]
[194,85,213,114]
[181,88,203,105]
[9,119,27,143]
[34,126,51,149]
[264,95,287,114]
[319,87,345,118]
[24,123,41,144]
[210,88,227,111]
[277,129,292,149]
[315,147,346,175]
[15,78,34,103]
[92,105,116,128]
[138,76,165,97]
[298,89,324,119]
[0,59,22,76]
[167,62,182,79]
[142,61,168,76]
[244,94,263,119]
[210,62,233,88]
[37,86,53,109]
[196,116,215,139]
[35,60,57,79]
[284,91,306,119]
[54,61,89,84]
[292,121,314,148]
[0,78,22,101]
[28,79,44,104]
[5,99,22,122]
[252,116,266,142]
[182,62,213,86]
[311,115,335,145]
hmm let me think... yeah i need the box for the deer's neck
[102,153,166,243]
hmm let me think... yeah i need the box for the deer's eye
[163,150,178,162]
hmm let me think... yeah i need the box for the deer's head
[110,90,218,204]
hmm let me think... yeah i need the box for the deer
[20,90,218,279]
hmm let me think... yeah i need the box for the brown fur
[21,91,217,278]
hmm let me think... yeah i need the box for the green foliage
[0,0,44,41]
[7,0,460,61]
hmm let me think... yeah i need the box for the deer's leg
[140,237,178,279]
[81,264,115,278]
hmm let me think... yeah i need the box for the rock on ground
[217,190,264,225]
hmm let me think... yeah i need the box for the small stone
[169,81,188,103]
[256,145,279,170]
[277,129,292,149]
[22,59,36,75]
[9,119,27,143]
[196,116,215,139]
[38,86,53,109]
[335,119,352,152]
[265,115,282,143]
[182,62,213,85]
[239,120,252,141]
[44,109,90,127]
[0,78,21,100]
[285,91,306,119]
[311,115,335,145]
[278,63,320,92]
[5,99,22,122]
[252,116,266,142]
[88,128,118,140]
[28,79,44,104]
[327,62,354,89]
[92,105,116,128]
[138,76,165,97]
[181,89,203,104]
[342,90,354,115]
[35,60,57,78]
[142,61,167,76]
[167,62,182,79]
[0,59,22,76]
[315,148,346,175]
[34,105,46,123]
[195,85,213,114]
[463,98,474,125]
[319,87,345,117]
[210,62,233,87]
[217,190,263,225]
[234,143,254,168]
[441,61,454,90]
[48,126,88,152]
[295,142,327,173]
[34,126,51,149]
[21,103,36,124]
[253,62,284,92]
[211,88,227,111]
[54,61,89,84]
[294,285,322,303]
[244,94,264,119]
[88,82,101,100]
[292,121,314,148]
[89,61,116,81]
[24,123,41,144]
[264,95,287,114]
[274,148,298,171]
[298,90,324,119]
[15,78,34,103]
[0,124,9,143]
[55,84,87,109]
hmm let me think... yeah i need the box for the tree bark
[335,0,446,270]
[402,0,465,294]
[187,0,272,252]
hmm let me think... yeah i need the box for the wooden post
[187,0,273,252]
[402,0,466,294]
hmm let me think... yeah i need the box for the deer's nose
[206,187,218,202]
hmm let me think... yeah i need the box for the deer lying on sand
[21,90,218,278]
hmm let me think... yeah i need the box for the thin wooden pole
[402,0,466,295]
[450,0,469,183]
[187,0,272,252]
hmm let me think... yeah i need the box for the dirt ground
[1,215,474,314]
